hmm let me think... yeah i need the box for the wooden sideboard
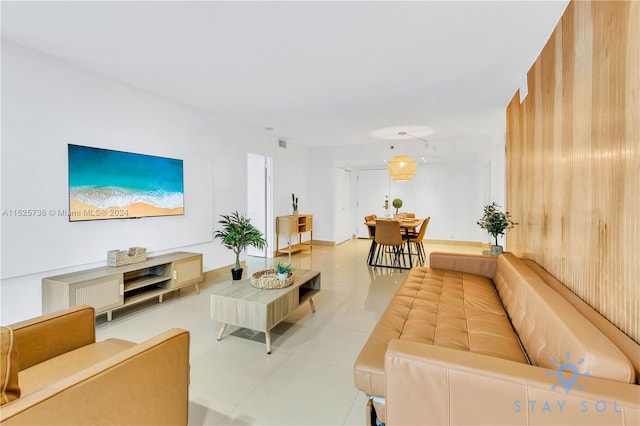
[42,251,203,321]
[275,214,313,260]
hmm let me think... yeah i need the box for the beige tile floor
[95,238,484,426]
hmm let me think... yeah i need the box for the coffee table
[210,269,321,354]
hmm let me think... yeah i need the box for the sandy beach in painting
[69,200,183,221]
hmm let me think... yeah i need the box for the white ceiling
[1,1,569,147]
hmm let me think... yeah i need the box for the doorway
[247,153,273,257]
[335,167,352,244]
[355,168,390,238]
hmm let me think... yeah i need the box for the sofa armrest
[384,340,640,426]
[429,252,497,279]
[9,306,96,370]
[1,328,190,426]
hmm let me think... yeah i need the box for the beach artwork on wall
[68,144,184,222]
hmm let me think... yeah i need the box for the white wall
[309,137,503,244]
[272,141,311,217]
[271,140,312,251]
[389,162,487,241]
[1,41,215,278]
[0,41,310,323]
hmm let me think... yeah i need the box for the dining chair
[408,217,430,265]
[364,215,376,264]
[364,216,376,238]
[401,212,417,233]
[373,219,408,268]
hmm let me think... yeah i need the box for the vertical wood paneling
[506,1,639,343]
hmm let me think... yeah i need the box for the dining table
[364,217,424,269]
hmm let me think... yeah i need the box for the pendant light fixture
[387,154,417,181]
[387,131,428,181]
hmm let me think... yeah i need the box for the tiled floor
[95,238,484,425]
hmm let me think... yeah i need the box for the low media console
[42,251,203,321]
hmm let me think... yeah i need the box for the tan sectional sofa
[354,252,640,425]
[0,305,190,425]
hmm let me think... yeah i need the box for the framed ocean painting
[67,144,184,222]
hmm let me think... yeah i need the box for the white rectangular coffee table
[210,269,320,354]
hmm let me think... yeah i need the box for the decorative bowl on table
[251,269,294,289]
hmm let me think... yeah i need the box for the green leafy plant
[477,202,518,246]
[274,262,293,274]
[392,198,403,214]
[213,211,267,270]
[292,193,298,212]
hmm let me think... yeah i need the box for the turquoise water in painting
[68,145,184,209]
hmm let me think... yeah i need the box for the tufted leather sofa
[0,305,190,425]
[354,252,640,425]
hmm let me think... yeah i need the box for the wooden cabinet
[43,252,203,321]
[276,214,313,260]
[171,255,203,289]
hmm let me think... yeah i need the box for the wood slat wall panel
[506,1,639,343]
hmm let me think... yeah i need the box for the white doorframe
[335,167,352,244]
[247,154,273,258]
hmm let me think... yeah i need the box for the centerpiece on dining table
[392,198,404,219]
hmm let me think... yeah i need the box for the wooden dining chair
[373,220,408,268]
[408,217,430,265]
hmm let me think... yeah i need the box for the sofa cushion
[19,338,135,396]
[522,258,640,383]
[494,254,635,384]
[1,327,20,405]
[354,267,527,398]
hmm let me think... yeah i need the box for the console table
[275,214,313,260]
[42,251,203,321]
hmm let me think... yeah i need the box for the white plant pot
[490,245,504,256]
[278,273,288,281]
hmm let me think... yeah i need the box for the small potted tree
[392,198,403,218]
[213,211,267,280]
[477,202,518,255]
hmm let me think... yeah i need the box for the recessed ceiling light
[370,125,434,140]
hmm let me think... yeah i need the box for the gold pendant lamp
[371,128,431,182]
[387,155,417,181]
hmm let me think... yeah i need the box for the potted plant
[213,211,267,280]
[292,193,299,215]
[392,198,403,218]
[477,202,518,255]
[274,262,293,281]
